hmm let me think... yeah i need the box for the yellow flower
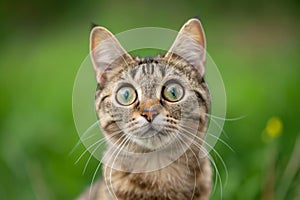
[266,117,283,138]
[262,117,283,143]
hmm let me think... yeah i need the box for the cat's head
[90,19,210,152]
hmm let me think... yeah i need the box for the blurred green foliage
[0,0,299,199]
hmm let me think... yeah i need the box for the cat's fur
[78,18,212,200]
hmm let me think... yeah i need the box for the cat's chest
[107,163,196,199]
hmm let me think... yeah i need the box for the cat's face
[90,19,210,152]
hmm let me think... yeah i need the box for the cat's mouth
[138,125,160,139]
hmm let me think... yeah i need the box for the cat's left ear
[165,18,206,76]
[90,26,133,84]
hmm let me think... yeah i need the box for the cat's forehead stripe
[159,65,166,78]
[129,68,137,79]
[141,63,154,75]
[132,62,164,81]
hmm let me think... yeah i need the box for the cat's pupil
[123,90,129,100]
[168,87,177,98]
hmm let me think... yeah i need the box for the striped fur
[78,18,212,200]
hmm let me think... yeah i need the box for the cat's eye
[116,86,137,106]
[162,82,184,102]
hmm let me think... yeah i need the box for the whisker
[103,134,128,199]
[176,132,221,196]
[176,134,203,200]
[75,129,123,165]
[109,135,131,199]
[177,128,226,196]
[82,142,103,175]
[205,133,234,153]
[90,134,127,199]
[170,131,190,173]
[124,133,136,153]
[82,130,124,175]
[208,154,222,198]
[179,124,234,152]
[167,126,218,191]
[69,120,100,156]
[69,133,98,158]
[88,161,101,200]
[179,127,228,182]
[209,117,229,138]
[205,113,247,121]
[175,133,201,170]
[164,122,228,181]
[75,139,104,165]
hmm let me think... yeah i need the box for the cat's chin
[129,132,174,152]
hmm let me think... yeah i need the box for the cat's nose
[141,109,158,122]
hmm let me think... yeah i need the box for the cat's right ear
[90,27,132,84]
[165,18,206,77]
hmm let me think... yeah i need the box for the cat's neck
[102,149,211,199]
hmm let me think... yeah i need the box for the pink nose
[141,109,158,122]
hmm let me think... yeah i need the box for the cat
[78,18,212,200]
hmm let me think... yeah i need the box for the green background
[0,0,299,199]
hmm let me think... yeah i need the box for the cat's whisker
[91,134,127,199]
[208,154,222,198]
[126,124,152,139]
[100,133,129,164]
[125,133,136,153]
[100,119,125,133]
[102,134,129,199]
[69,133,98,158]
[176,131,207,159]
[82,128,126,175]
[179,123,234,152]
[125,124,147,135]
[109,135,131,200]
[209,117,230,138]
[69,120,100,156]
[75,129,123,165]
[164,126,213,194]
[82,141,105,175]
[178,128,226,196]
[205,133,234,152]
[165,121,229,191]
[88,161,101,200]
[176,133,220,198]
[174,134,200,200]
[176,131,221,196]
[81,133,99,142]
[170,117,227,142]
[170,131,190,173]
[179,127,228,182]
[205,113,247,121]
[175,132,202,170]
[75,139,104,165]
[175,134,202,186]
